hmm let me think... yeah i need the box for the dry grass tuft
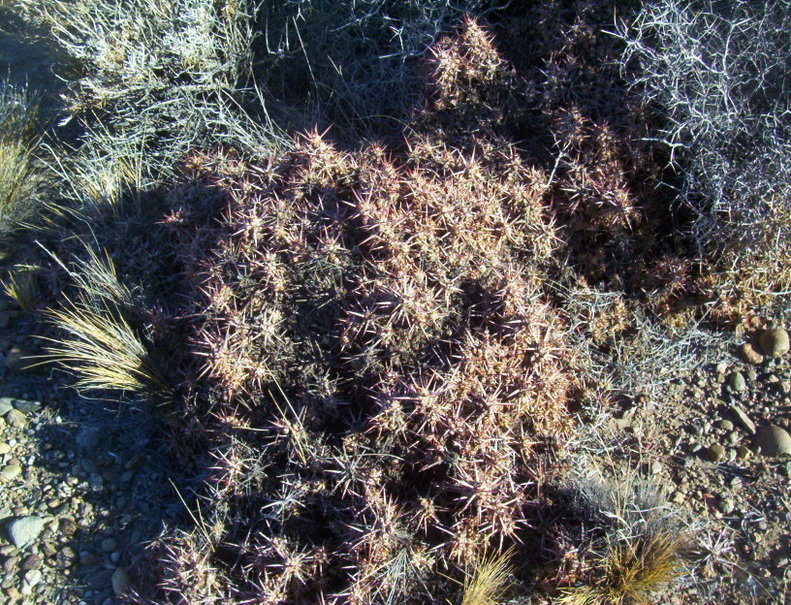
[461,547,515,605]
[0,80,50,237]
[558,531,688,605]
[39,246,170,398]
[1,265,40,312]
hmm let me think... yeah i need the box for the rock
[716,362,729,374]
[0,398,13,416]
[729,405,756,434]
[11,399,40,414]
[21,568,42,595]
[4,409,27,429]
[729,372,747,392]
[740,342,764,365]
[58,518,77,537]
[112,567,130,596]
[758,328,790,357]
[716,419,734,430]
[0,463,22,481]
[717,497,735,514]
[705,443,725,462]
[20,554,40,571]
[75,427,101,451]
[4,346,34,373]
[745,367,758,381]
[100,537,117,553]
[754,425,791,457]
[7,516,44,549]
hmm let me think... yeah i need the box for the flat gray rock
[8,516,44,549]
[12,399,41,414]
[0,397,13,416]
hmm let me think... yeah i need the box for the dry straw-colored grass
[558,532,688,605]
[460,547,515,605]
[39,246,170,398]
[0,80,49,237]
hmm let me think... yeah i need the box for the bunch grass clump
[0,80,50,237]
[12,0,283,178]
[460,547,515,605]
[553,472,691,605]
[39,245,170,398]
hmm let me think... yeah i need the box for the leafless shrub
[615,0,791,272]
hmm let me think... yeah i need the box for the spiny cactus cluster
[154,137,575,603]
[142,21,584,603]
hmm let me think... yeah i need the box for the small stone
[4,346,34,373]
[20,554,40,571]
[758,328,790,357]
[12,400,40,414]
[754,425,791,457]
[705,443,725,462]
[745,367,758,381]
[8,516,44,549]
[79,552,98,566]
[21,568,42,595]
[59,518,77,537]
[0,463,21,481]
[727,430,740,444]
[100,537,117,553]
[740,342,764,365]
[717,497,735,514]
[0,442,11,455]
[0,398,13,416]
[112,567,130,596]
[4,408,27,430]
[716,362,729,374]
[729,405,756,434]
[650,460,662,475]
[716,419,734,431]
[40,542,57,558]
[729,372,747,392]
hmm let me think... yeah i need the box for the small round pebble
[758,328,790,357]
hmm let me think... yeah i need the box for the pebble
[20,554,40,571]
[100,537,118,553]
[12,399,41,414]
[716,419,734,431]
[754,425,791,457]
[4,409,27,429]
[8,516,45,549]
[705,443,725,462]
[111,567,130,596]
[729,405,756,434]
[0,397,13,416]
[740,342,764,365]
[729,372,747,392]
[717,497,735,514]
[758,328,790,357]
[21,568,42,595]
[0,463,22,481]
